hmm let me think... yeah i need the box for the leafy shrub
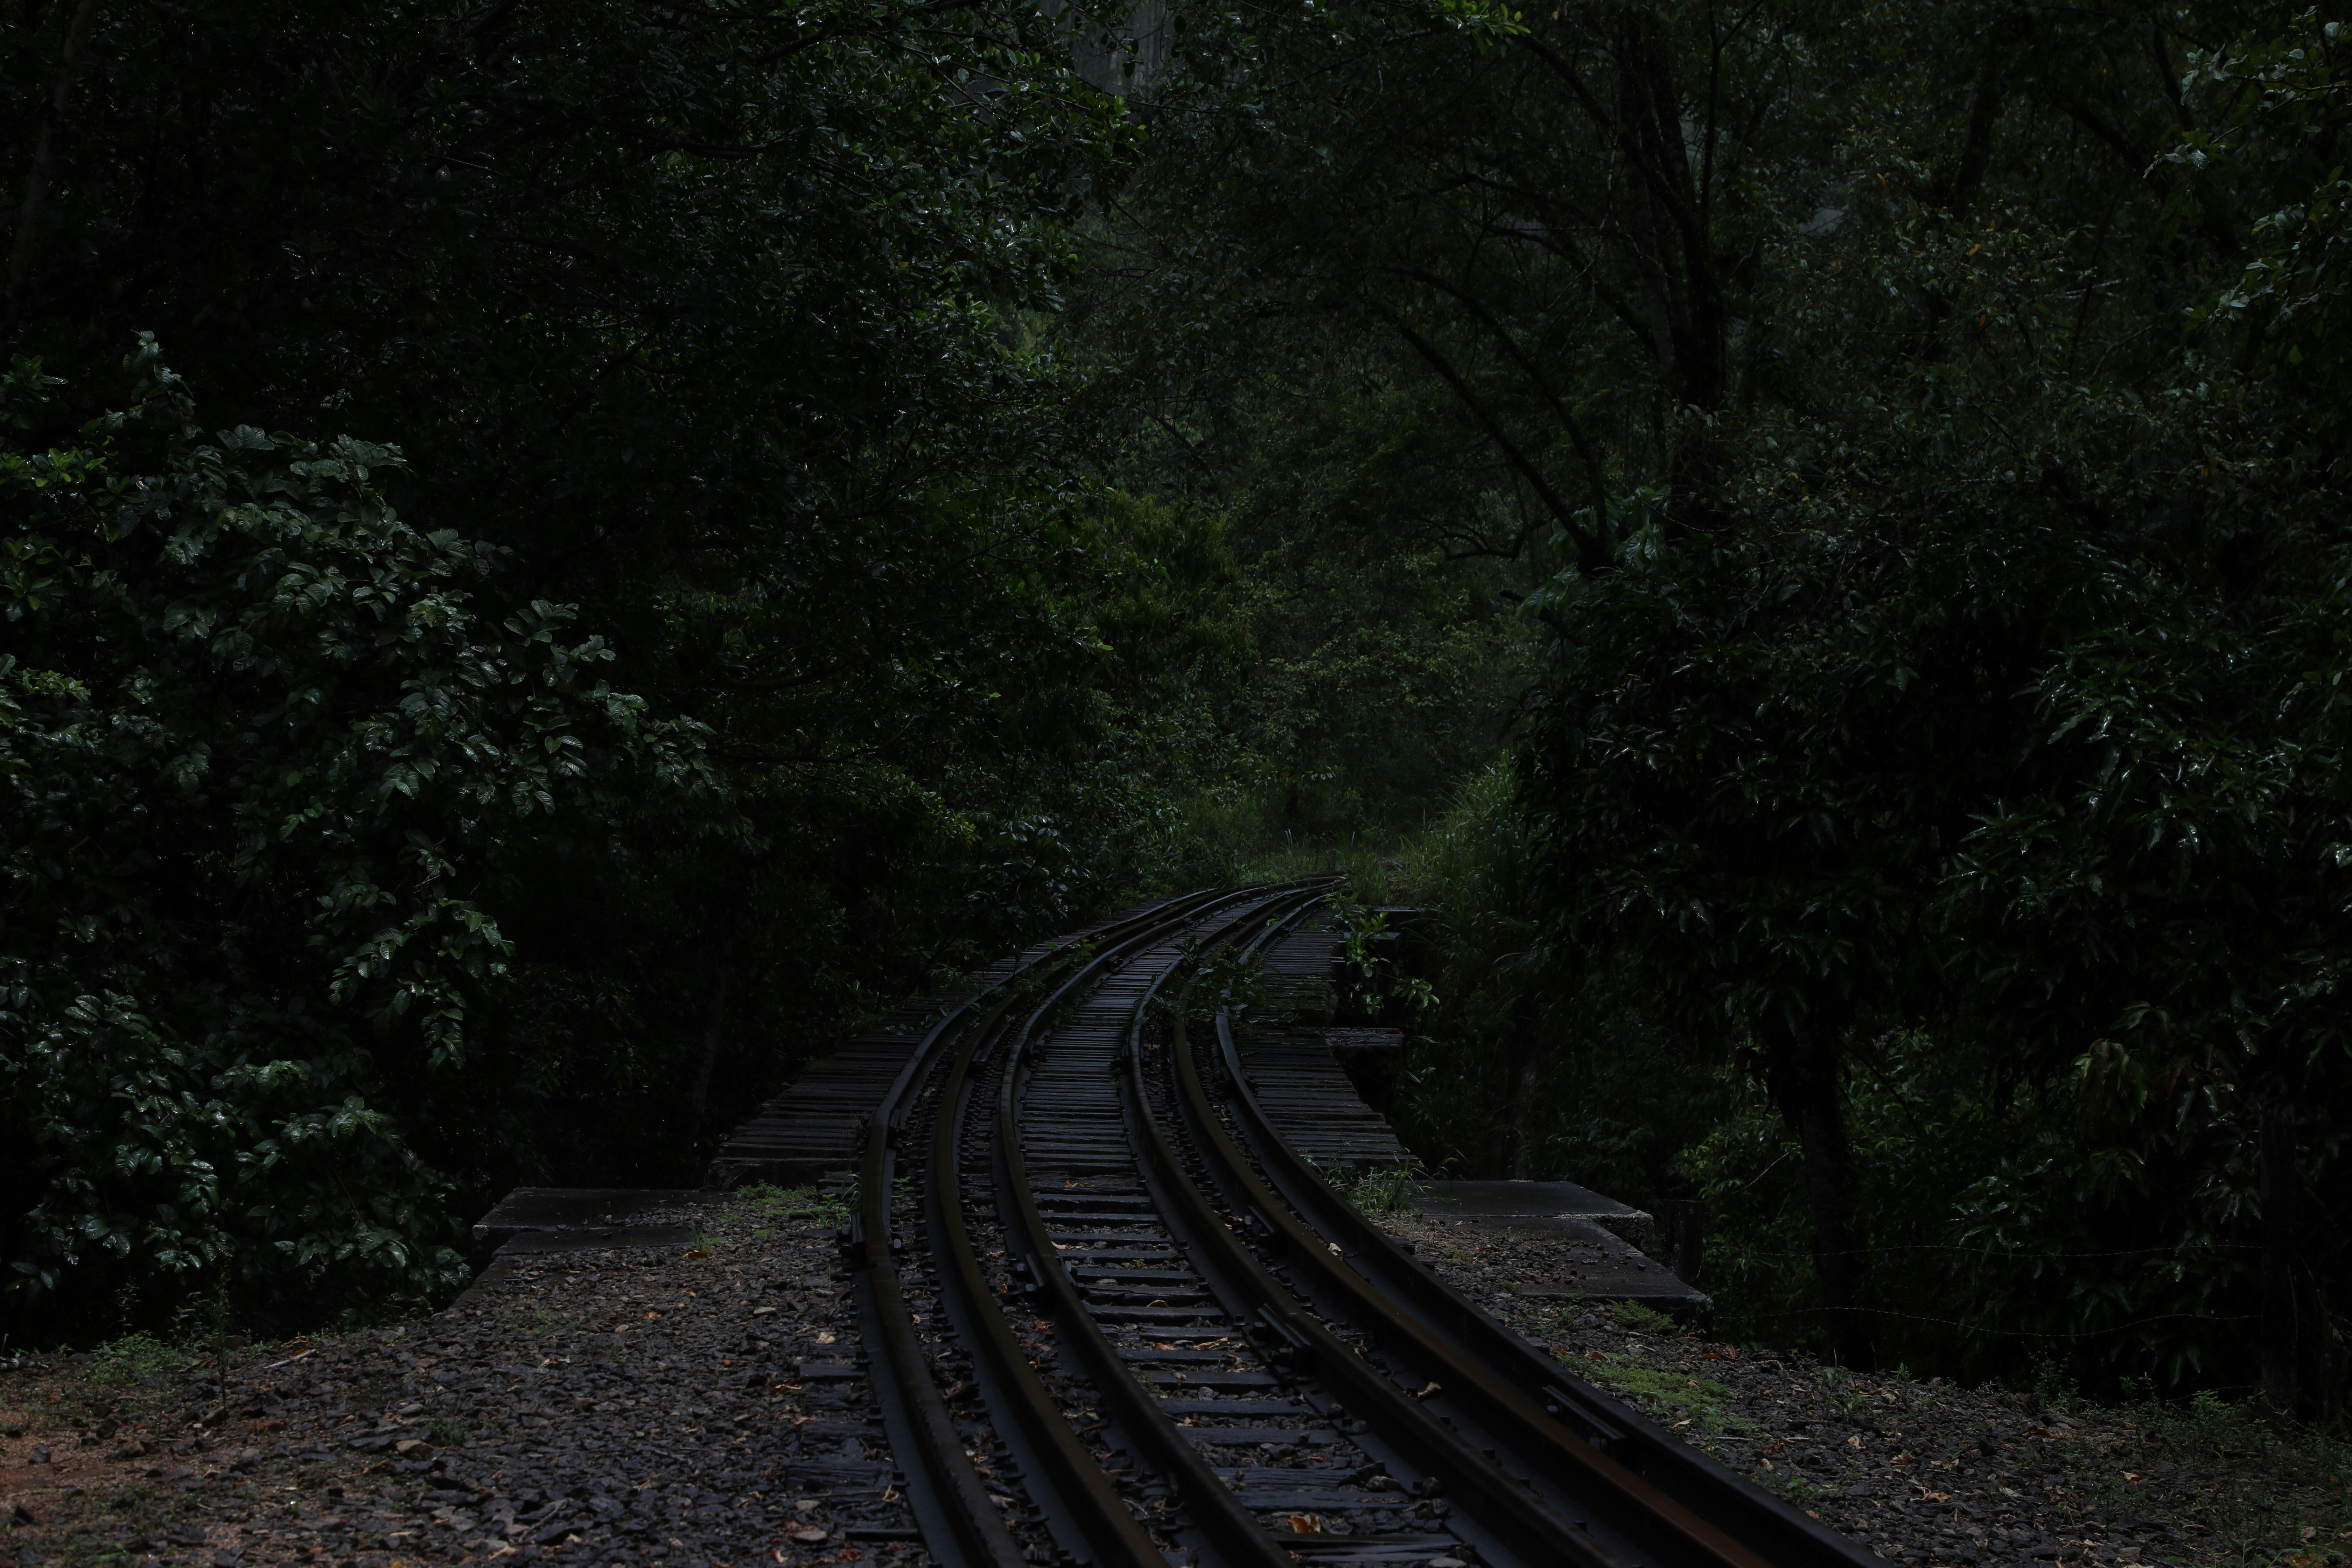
[1609,1301,1677,1336]
[0,342,708,1336]
[89,1332,181,1385]
[1336,1161,1425,1213]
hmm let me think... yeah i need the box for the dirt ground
[0,1186,920,1568]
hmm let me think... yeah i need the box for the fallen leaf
[1287,1514,1321,1534]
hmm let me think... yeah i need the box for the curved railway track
[841,884,1883,1568]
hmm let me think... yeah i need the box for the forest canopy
[5,0,2351,1416]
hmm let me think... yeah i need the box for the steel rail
[848,888,1230,1568]
[1135,969,1664,1568]
[920,886,1296,1568]
[1207,1000,1888,1568]
[1179,916,1766,1568]
[992,887,1323,1568]
[855,883,1882,1568]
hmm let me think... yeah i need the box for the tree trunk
[2259,1104,2299,1421]
[1656,1199,1706,1287]
[1769,1006,1872,1368]
[5,0,104,337]
[685,959,733,1167]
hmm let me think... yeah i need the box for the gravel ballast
[1373,1209,2351,1568]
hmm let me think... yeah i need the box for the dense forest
[4,0,2350,1420]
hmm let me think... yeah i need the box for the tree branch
[1391,267,1611,528]
[1370,302,1606,575]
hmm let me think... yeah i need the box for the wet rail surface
[841,886,1885,1568]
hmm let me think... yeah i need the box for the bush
[0,342,708,1336]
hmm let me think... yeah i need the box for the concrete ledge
[1401,1209,1711,1323]
[1415,1178,1656,1251]
[469,1186,723,1261]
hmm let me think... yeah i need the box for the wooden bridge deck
[1232,915,1413,1171]
[706,899,1167,1186]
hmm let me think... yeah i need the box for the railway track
[842,884,1883,1568]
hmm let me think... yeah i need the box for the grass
[1584,1357,1740,1435]
[0,1335,238,1568]
[509,1303,562,1336]
[1609,1301,1679,1335]
[731,1182,852,1230]
[1332,1162,1425,1213]
[1226,833,1436,907]
[88,1333,186,1386]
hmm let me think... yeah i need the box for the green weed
[88,1332,182,1386]
[1335,1161,1425,1213]
[732,1183,852,1228]
[1609,1301,1677,1335]
[511,1304,561,1336]
[1586,1356,1736,1433]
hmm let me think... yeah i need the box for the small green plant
[733,1181,851,1228]
[1328,893,1438,1023]
[1818,1364,1870,1418]
[1337,1160,1425,1213]
[427,1417,471,1448]
[89,1332,182,1386]
[1587,1357,1736,1432]
[512,1304,560,1336]
[1609,1300,1677,1335]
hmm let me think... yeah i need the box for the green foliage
[1,343,707,1329]
[1587,1351,1734,1431]
[1105,0,2352,1401]
[730,1184,851,1229]
[1334,1160,1425,1213]
[1608,1302,1679,1337]
[1182,936,1271,1027]
[88,1332,181,1386]
[0,0,1260,1341]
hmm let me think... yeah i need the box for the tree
[1115,0,2352,1384]
[1,341,711,1326]
[0,0,1238,1325]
